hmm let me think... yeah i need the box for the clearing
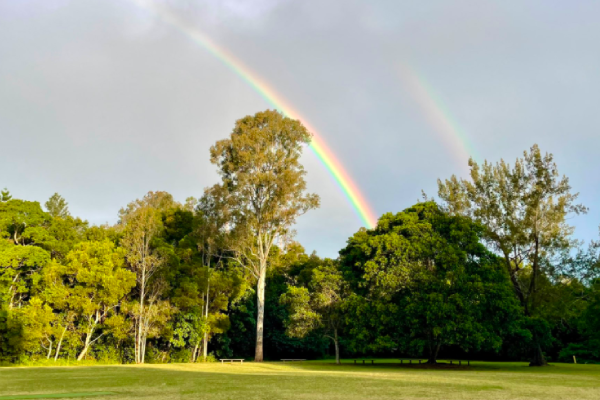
[0,360,598,399]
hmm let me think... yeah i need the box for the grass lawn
[0,360,598,399]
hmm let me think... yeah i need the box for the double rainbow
[130,0,378,229]
[398,64,477,169]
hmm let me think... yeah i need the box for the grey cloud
[1,0,599,256]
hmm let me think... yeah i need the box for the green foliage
[0,188,12,202]
[207,109,320,361]
[281,258,349,363]
[0,239,50,308]
[1,140,598,369]
[437,145,587,366]
[12,297,56,356]
[41,240,136,360]
[557,279,600,363]
[0,199,51,245]
[171,310,207,350]
[45,193,70,218]
[340,202,522,362]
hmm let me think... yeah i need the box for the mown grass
[1,359,598,399]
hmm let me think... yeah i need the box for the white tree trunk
[255,268,266,362]
[192,343,199,363]
[137,265,146,364]
[54,326,67,361]
[204,281,209,362]
[46,339,53,359]
[77,330,92,361]
[334,329,340,365]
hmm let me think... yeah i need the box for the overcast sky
[1,0,599,257]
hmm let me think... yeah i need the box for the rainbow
[129,0,377,229]
[398,64,477,168]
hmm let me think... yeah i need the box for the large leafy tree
[0,199,51,246]
[207,110,319,361]
[119,192,175,364]
[340,202,521,363]
[163,196,244,362]
[42,241,135,360]
[0,199,53,309]
[438,145,587,365]
[281,259,349,364]
[0,240,50,310]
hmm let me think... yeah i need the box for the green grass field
[1,360,598,399]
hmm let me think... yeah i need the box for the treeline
[1,110,599,366]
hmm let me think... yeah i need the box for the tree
[0,198,54,310]
[281,259,348,364]
[120,192,173,364]
[41,241,135,360]
[558,234,600,363]
[0,199,51,246]
[45,193,70,219]
[1,189,12,202]
[0,240,50,309]
[340,202,521,363]
[438,145,587,366]
[12,297,55,357]
[43,215,89,261]
[207,110,319,361]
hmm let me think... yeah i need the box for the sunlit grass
[1,360,598,399]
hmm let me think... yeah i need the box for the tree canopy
[1,129,598,368]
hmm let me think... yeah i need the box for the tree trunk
[333,328,340,365]
[133,320,139,363]
[529,341,548,367]
[78,311,101,362]
[137,266,146,364]
[204,280,210,362]
[54,326,67,361]
[254,269,266,362]
[192,343,199,363]
[203,333,208,362]
[77,333,92,361]
[140,317,148,364]
[427,341,441,364]
[527,236,548,367]
[503,254,525,308]
[46,339,53,359]
[8,273,20,310]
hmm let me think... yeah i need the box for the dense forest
[1,110,599,366]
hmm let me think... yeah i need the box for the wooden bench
[220,359,244,364]
[449,360,470,366]
[281,359,306,362]
[399,359,422,364]
[354,359,375,364]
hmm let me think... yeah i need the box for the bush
[93,346,122,364]
[559,341,600,364]
[170,348,192,363]
[145,346,170,364]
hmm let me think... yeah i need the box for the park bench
[399,359,422,364]
[354,359,375,364]
[220,359,244,364]
[399,359,471,366]
[281,359,306,362]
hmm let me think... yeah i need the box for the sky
[1,0,599,257]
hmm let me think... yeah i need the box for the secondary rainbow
[129,0,377,228]
[398,64,477,169]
